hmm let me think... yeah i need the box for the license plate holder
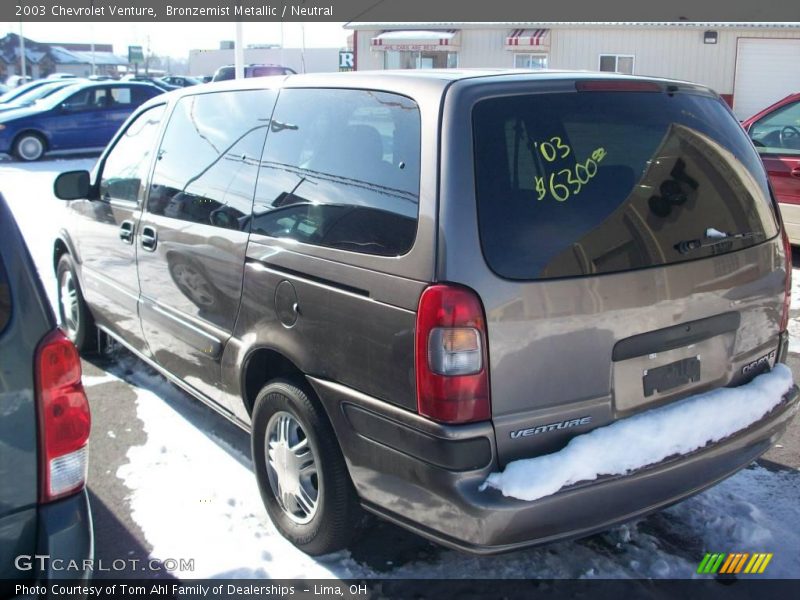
[643,357,701,397]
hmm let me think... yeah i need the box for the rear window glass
[473,89,778,280]
[0,256,10,335]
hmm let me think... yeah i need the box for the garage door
[733,38,800,120]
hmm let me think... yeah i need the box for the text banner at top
[3,0,800,23]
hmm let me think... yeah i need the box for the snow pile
[482,364,794,502]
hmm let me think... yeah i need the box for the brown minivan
[52,70,798,555]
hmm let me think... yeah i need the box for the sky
[0,22,350,58]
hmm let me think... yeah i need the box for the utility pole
[234,21,244,79]
[19,22,26,80]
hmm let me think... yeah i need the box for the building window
[599,54,635,75]
[513,53,548,69]
[384,50,458,69]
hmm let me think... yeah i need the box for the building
[0,33,127,79]
[188,47,342,77]
[347,22,800,119]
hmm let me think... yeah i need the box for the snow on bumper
[482,364,795,502]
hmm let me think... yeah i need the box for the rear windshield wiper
[674,229,766,255]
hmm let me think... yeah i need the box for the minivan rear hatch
[462,77,787,465]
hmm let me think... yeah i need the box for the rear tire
[251,379,361,555]
[56,254,97,354]
[13,132,46,162]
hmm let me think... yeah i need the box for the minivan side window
[100,104,166,204]
[147,90,276,230]
[251,88,421,257]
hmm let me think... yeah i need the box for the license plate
[643,357,701,397]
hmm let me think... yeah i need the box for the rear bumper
[310,376,799,554]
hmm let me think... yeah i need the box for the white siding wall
[355,25,800,96]
[355,30,383,70]
[548,26,800,95]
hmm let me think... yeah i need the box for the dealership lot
[2,157,799,579]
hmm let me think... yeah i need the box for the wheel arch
[241,346,312,417]
[53,231,79,274]
[13,128,50,154]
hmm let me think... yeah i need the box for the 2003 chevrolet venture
[51,70,799,554]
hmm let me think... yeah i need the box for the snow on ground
[113,359,366,579]
[483,365,793,501]
[0,157,97,311]
[788,273,800,353]
[3,159,800,580]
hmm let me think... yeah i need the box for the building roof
[49,46,127,66]
[53,43,114,53]
[0,33,124,67]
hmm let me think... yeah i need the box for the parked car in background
[0,78,63,105]
[0,81,163,161]
[0,193,92,595]
[4,75,32,88]
[0,79,83,114]
[121,74,178,92]
[743,92,800,244]
[50,72,797,556]
[47,73,79,80]
[161,75,202,88]
[211,64,296,81]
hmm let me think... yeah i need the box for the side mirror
[54,170,90,200]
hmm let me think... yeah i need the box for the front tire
[57,254,97,353]
[13,132,46,162]
[251,379,361,555]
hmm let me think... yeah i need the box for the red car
[742,92,800,244]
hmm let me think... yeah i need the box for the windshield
[473,88,779,280]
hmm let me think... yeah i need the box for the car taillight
[780,228,792,332]
[415,285,490,424]
[35,329,90,503]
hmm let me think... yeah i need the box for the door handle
[141,226,158,251]
[791,167,800,178]
[119,220,135,244]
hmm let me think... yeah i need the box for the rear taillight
[35,329,90,503]
[415,285,490,424]
[780,228,792,332]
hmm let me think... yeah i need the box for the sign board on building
[339,50,354,71]
[128,45,144,64]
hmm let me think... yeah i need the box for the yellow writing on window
[534,146,607,202]
[534,136,571,162]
